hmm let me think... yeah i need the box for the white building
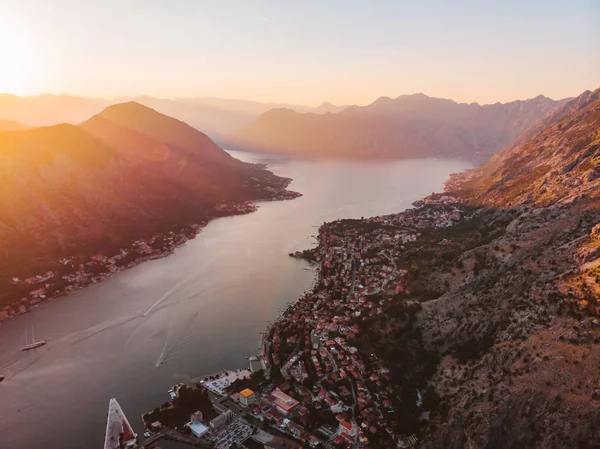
[190,410,209,438]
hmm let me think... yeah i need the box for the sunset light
[0,2,599,449]
[0,20,32,94]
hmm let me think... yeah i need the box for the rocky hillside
[460,89,600,207]
[230,94,570,163]
[0,103,299,313]
[393,89,600,447]
[279,88,599,448]
[415,88,600,448]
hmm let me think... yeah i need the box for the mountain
[112,97,346,142]
[313,101,347,114]
[0,93,110,126]
[0,93,343,141]
[412,87,600,447]
[464,88,600,207]
[230,94,570,162]
[0,103,298,313]
[0,119,31,131]
[271,88,600,448]
[172,96,346,115]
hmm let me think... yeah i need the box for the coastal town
[107,192,468,449]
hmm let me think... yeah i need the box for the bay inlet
[0,152,470,449]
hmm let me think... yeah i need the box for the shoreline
[259,190,467,446]
[0,188,301,324]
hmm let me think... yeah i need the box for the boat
[21,326,47,351]
[0,375,4,383]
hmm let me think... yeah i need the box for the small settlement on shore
[1,178,301,323]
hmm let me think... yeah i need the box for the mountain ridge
[0,103,299,315]
[231,93,571,162]
[0,93,346,140]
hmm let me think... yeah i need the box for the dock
[104,398,137,449]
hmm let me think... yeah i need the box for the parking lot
[205,418,254,449]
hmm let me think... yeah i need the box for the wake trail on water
[155,311,197,367]
[71,314,140,344]
[142,272,198,317]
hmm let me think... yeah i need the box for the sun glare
[0,21,32,94]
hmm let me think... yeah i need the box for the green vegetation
[143,385,216,429]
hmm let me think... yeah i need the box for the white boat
[21,326,47,351]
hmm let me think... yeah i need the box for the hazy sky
[1,0,599,105]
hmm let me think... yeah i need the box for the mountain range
[320,87,600,447]
[0,93,345,141]
[0,102,298,310]
[231,93,571,162]
[2,92,571,165]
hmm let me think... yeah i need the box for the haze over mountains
[0,102,298,308]
[0,93,345,141]
[1,92,573,164]
[231,93,571,162]
[0,118,31,131]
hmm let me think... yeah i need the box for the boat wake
[71,314,140,344]
[142,272,197,317]
[154,311,197,367]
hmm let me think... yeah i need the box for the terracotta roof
[340,421,353,431]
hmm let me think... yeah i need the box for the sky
[0,0,599,106]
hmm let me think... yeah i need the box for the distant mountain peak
[100,101,157,114]
[370,96,395,107]
[261,107,300,117]
[468,86,600,207]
